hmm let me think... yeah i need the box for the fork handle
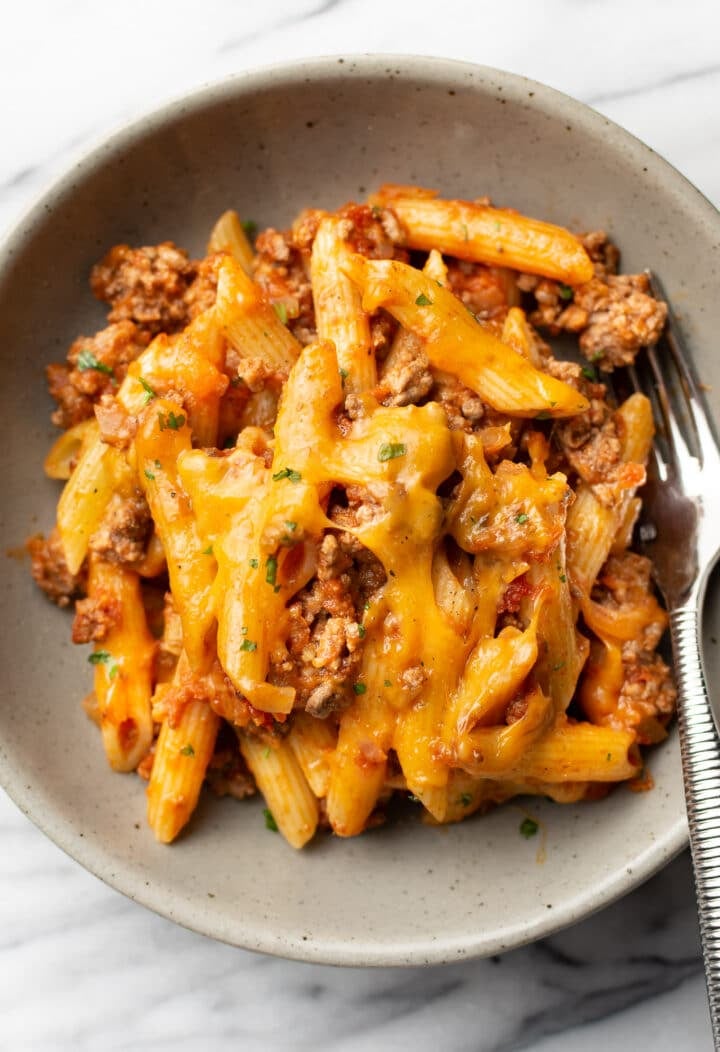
[671,604,720,1044]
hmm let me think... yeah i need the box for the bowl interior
[1,56,711,964]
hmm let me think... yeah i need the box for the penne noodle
[371,184,594,284]
[239,732,318,849]
[311,215,376,393]
[87,554,154,772]
[207,209,255,273]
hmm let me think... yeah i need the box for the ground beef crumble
[591,552,676,741]
[88,491,152,567]
[91,242,214,335]
[27,528,85,607]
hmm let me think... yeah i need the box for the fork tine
[646,270,720,468]
[645,344,695,469]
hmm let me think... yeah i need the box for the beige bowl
[1,56,714,965]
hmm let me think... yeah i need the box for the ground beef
[267,532,377,717]
[46,363,95,429]
[552,373,623,487]
[184,253,221,319]
[71,592,122,644]
[376,332,433,407]
[205,744,257,800]
[430,372,486,432]
[575,274,668,369]
[253,227,315,345]
[521,269,667,371]
[94,394,137,449]
[89,491,152,566]
[27,528,85,607]
[91,242,198,334]
[591,552,676,741]
[335,203,408,261]
[446,260,519,320]
[579,230,620,279]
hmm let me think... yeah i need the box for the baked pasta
[30,185,675,848]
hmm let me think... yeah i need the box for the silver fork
[630,272,720,1045]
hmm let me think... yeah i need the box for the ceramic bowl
[1,55,715,966]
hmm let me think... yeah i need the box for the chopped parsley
[520,817,539,839]
[339,367,349,387]
[144,469,155,481]
[273,302,288,325]
[378,442,407,462]
[535,409,552,421]
[581,365,597,382]
[180,744,195,757]
[272,467,302,483]
[138,376,156,403]
[249,558,259,569]
[558,283,574,301]
[459,792,472,807]
[265,555,278,587]
[284,520,297,533]
[202,545,214,556]
[415,292,432,306]
[263,746,271,759]
[551,661,565,672]
[515,513,529,525]
[158,410,185,431]
[241,219,257,239]
[77,349,114,376]
[88,650,119,679]
[384,679,392,688]
[353,683,367,695]
[559,573,567,583]
[239,639,257,652]
[263,808,279,832]
[357,624,366,639]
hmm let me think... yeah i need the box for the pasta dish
[29,184,675,848]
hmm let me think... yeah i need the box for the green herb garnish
[158,410,185,431]
[144,469,155,481]
[581,365,597,382]
[558,284,574,301]
[249,558,259,569]
[272,467,302,483]
[353,683,367,695]
[265,555,278,587]
[415,292,432,307]
[180,744,195,757]
[520,817,539,838]
[378,442,407,463]
[273,302,288,325]
[88,650,119,679]
[515,513,529,525]
[77,349,114,376]
[240,639,257,652]
[459,792,472,807]
[263,808,279,832]
[138,376,156,403]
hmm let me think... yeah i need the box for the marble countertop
[2,1,718,1048]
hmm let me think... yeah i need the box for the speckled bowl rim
[1,54,707,966]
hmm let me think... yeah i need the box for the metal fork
[630,272,720,1045]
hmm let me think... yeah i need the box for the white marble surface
[2,1,719,1048]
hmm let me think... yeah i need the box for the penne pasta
[371,184,594,284]
[32,184,674,850]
